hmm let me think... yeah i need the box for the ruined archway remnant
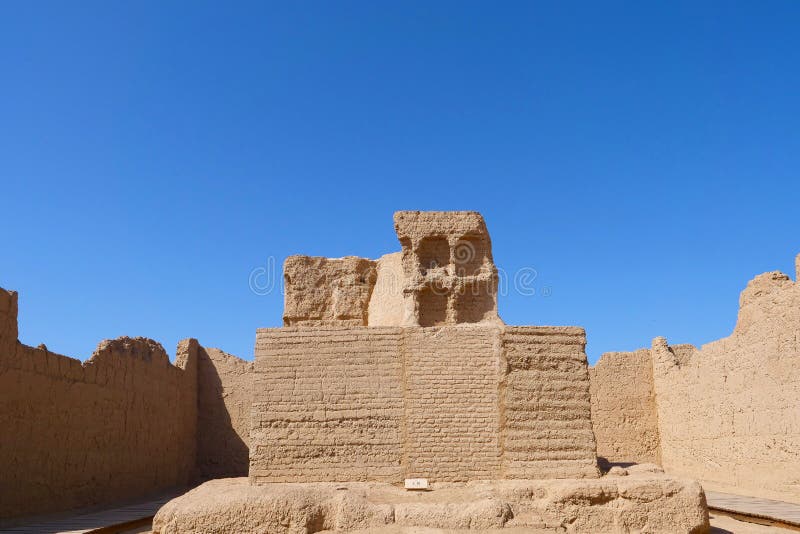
[252,211,603,484]
[281,211,502,327]
[393,210,501,326]
[0,210,712,532]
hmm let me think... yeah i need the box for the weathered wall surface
[250,327,405,484]
[652,268,800,504]
[394,211,501,327]
[0,289,18,354]
[502,327,599,479]
[195,346,253,481]
[589,258,800,503]
[404,327,502,480]
[0,321,198,520]
[589,349,660,465]
[0,286,259,522]
[283,255,377,326]
[251,325,598,484]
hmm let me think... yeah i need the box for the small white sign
[404,478,429,490]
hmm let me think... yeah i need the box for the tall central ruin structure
[250,211,599,483]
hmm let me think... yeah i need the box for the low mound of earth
[152,468,709,533]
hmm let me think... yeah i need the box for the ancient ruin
[591,257,800,505]
[4,210,800,532]
[158,211,708,532]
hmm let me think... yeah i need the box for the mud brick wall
[0,326,198,521]
[251,325,599,483]
[0,289,17,354]
[590,263,800,504]
[195,346,254,480]
[589,349,661,465]
[250,327,405,483]
[501,327,599,479]
[652,270,800,504]
[403,327,502,480]
[0,286,262,522]
[283,256,377,327]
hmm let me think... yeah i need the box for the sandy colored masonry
[250,325,598,484]
[283,211,502,329]
[589,348,660,465]
[590,253,800,504]
[7,210,797,531]
[251,211,597,485]
[0,287,255,522]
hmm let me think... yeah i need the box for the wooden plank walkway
[707,491,800,528]
[0,492,179,534]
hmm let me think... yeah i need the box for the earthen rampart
[0,288,254,521]
[590,255,800,503]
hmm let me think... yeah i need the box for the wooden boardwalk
[0,492,179,534]
[707,491,800,528]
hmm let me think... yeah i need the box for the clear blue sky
[2,2,798,364]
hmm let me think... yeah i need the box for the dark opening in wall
[418,285,448,326]
[454,282,494,323]
[453,235,487,277]
[417,237,450,273]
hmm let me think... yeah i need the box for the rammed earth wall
[590,258,800,504]
[0,287,255,522]
[250,325,599,484]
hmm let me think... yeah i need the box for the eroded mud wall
[0,299,198,520]
[195,346,253,480]
[589,260,800,504]
[250,325,598,484]
[502,327,599,479]
[652,269,800,504]
[589,349,660,465]
[0,287,258,521]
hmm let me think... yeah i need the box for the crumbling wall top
[283,255,377,327]
[0,288,19,353]
[393,211,490,245]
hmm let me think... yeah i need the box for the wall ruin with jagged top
[252,211,596,484]
[589,254,800,504]
[283,256,377,326]
[0,328,198,520]
[280,211,502,329]
[0,287,256,522]
[652,266,800,504]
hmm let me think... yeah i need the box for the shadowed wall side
[0,297,199,521]
[195,346,253,480]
